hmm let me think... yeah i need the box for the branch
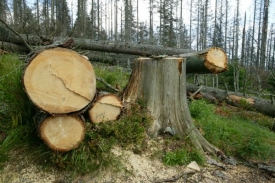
[0,18,33,52]
[96,76,120,92]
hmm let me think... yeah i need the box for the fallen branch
[96,76,120,92]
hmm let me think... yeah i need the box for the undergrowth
[93,65,130,92]
[162,135,205,166]
[189,99,275,161]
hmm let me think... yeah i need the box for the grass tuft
[189,99,275,161]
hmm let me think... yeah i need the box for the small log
[39,115,85,152]
[23,47,96,114]
[88,94,123,123]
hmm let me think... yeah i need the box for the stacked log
[23,47,123,152]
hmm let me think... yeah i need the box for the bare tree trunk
[260,0,269,69]
[241,12,246,67]
[189,0,193,49]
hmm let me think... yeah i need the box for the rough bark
[122,57,219,155]
[88,93,123,124]
[187,83,275,117]
[23,47,96,114]
[39,115,85,152]
[0,41,29,53]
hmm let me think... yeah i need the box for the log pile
[23,47,124,152]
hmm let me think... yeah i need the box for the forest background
[1,0,275,93]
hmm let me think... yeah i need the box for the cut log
[179,47,228,74]
[23,47,96,114]
[88,94,123,123]
[39,115,85,152]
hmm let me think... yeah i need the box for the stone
[187,161,200,172]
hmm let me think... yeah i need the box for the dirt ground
[1,139,274,183]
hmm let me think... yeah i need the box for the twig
[153,169,196,183]
[0,18,33,52]
[96,76,120,92]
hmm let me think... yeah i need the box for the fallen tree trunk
[39,114,85,152]
[187,83,275,117]
[0,41,29,53]
[23,47,97,114]
[0,33,227,74]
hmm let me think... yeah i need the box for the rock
[223,156,237,166]
[207,158,227,170]
[213,170,227,180]
[187,161,200,172]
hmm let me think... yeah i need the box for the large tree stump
[122,57,218,154]
[39,115,85,152]
[88,94,123,123]
[23,47,96,114]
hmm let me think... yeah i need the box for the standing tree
[260,0,270,69]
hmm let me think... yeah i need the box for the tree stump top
[23,47,96,114]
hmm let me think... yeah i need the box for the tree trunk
[187,82,275,117]
[122,57,219,155]
[23,47,96,114]
[39,114,85,152]
[88,93,123,123]
[0,41,29,53]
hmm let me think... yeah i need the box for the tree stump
[39,115,85,152]
[122,57,218,154]
[23,47,96,114]
[88,94,123,123]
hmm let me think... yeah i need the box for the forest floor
[1,137,275,183]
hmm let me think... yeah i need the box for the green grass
[189,99,275,161]
[93,65,130,92]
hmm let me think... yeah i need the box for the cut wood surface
[23,47,96,114]
[39,115,85,152]
[88,94,123,123]
[179,47,228,74]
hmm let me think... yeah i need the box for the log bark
[23,47,96,114]
[88,93,123,123]
[39,115,85,152]
[122,57,219,155]
[0,41,30,53]
[187,83,275,117]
